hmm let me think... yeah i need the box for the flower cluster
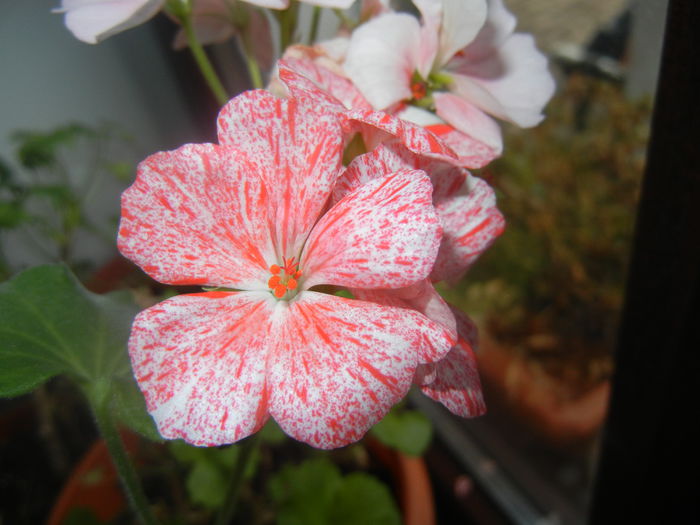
[64,0,554,448]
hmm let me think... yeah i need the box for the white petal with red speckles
[417,308,485,417]
[267,292,455,448]
[432,173,505,283]
[346,108,459,163]
[118,144,276,288]
[129,291,276,446]
[301,170,441,290]
[352,279,457,355]
[216,91,344,257]
[279,59,371,111]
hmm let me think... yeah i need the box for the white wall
[0,1,198,271]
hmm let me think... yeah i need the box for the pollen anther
[268,257,302,298]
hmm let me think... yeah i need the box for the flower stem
[92,398,159,525]
[181,13,229,106]
[307,6,321,45]
[214,434,260,525]
[237,33,264,89]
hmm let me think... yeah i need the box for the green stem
[181,13,229,105]
[333,8,354,30]
[92,398,159,525]
[307,6,321,45]
[278,1,300,51]
[237,34,264,89]
[214,434,260,525]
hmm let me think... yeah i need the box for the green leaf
[187,460,229,509]
[268,458,342,525]
[112,375,162,441]
[268,458,400,525]
[330,473,401,525]
[12,123,95,169]
[0,264,138,398]
[371,408,433,457]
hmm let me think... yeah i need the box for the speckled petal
[417,308,485,417]
[217,90,344,257]
[301,169,441,290]
[118,143,276,289]
[267,291,455,448]
[352,279,458,356]
[431,173,505,283]
[279,58,371,111]
[129,291,276,446]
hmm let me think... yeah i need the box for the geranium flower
[344,0,555,159]
[278,60,499,417]
[55,0,356,44]
[118,89,456,448]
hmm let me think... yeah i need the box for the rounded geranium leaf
[118,143,276,289]
[267,292,455,448]
[129,291,275,446]
[301,169,441,290]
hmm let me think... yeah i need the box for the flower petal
[56,0,164,44]
[431,173,505,283]
[118,143,276,288]
[395,104,499,168]
[414,0,487,69]
[448,33,555,127]
[334,143,504,282]
[416,308,485,417]
[217,90,344,257]
[268,292,455,448]
[352,279,458,352]
[129,291,275,446]
[434,91,503,157]
[240,0,288,9]
[344,13,421,109]
[463,0,517,61]
[301,169,441,290]
[278,58,371,111]
[346,107,459,163]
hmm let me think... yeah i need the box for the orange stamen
[411,81,427,100]
[268,275,281,288]
[269,264,281,274]
[273,284,287,298]
[286,278,298,290]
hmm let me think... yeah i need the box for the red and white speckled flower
[118,89,456,448]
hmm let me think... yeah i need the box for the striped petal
[129,291,276,446]
[431,173,505,283]
[267,291,455,448]
[416,308,485,417]
[118,143,276,289]
[217,90,344,257]
[301,169,441,290]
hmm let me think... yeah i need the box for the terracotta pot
[46,431,140,525]
[478,335,610,447]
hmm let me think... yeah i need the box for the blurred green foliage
[451,74,652,385]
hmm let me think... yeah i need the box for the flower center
[267,256,302,299]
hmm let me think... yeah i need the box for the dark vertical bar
[589,0,700,522]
